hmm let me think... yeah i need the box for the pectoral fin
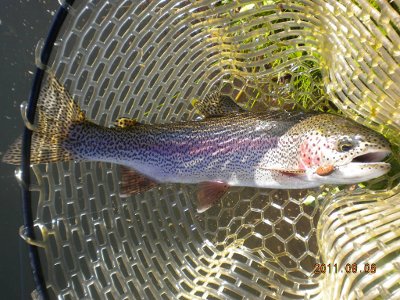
[197,181,229,213]
[192,92,245,117]
[261,167,305,177]
[119,166,158,197]
[279,169,306,176]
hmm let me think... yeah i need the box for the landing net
[21,1,400,299]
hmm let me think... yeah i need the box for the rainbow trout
[3,76,391,211]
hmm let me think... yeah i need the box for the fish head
[295,114,391,185]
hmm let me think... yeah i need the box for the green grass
[213,0,327,112]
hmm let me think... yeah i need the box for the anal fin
[197,181,229,213]
[119,166,158,197]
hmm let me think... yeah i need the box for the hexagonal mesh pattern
[26,0,399,299]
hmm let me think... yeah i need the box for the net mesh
[25,0,400,299]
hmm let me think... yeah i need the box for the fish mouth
[350,150,391,164]
[317,149,391,184]
[337,149,391,181]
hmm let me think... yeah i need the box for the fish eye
[338,140,354,152]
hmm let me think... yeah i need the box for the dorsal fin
[192,91,245,117]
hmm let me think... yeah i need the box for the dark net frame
[20,1,400,299]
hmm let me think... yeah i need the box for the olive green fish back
[20,1,400,299]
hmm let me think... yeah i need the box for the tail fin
[2,75,86,165]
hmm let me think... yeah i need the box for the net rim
[21,1,75,299]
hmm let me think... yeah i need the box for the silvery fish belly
[3,75,392,212]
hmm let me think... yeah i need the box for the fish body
[66,111,390,189]
[66,111,307,188]
[3,75,392,210]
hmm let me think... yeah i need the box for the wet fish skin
[3,75,392,193]
[64,110,391,189]
[65,111,304,186]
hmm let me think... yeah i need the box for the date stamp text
[313,263,376,274]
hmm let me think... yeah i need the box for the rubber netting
[25,0,400,299]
